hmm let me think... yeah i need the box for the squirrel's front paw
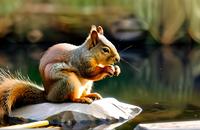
[104,65,115,77]
[104,65,120,77]
[114,65,121,76]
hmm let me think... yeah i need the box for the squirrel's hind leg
[46,77,72,102]
[72,97,93,104]
[84,93,102,100]
[46,72,93,104]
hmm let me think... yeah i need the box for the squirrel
[0,25,120,123]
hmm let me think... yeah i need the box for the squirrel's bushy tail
[0,69,46,121]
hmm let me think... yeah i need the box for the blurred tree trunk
[134,0,200,44]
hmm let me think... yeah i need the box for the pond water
[0,43,200,129]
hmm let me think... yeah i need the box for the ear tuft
[86,25,99,50]
[90,25,97,33]
[90,30,98,48]
[97,26,104,35]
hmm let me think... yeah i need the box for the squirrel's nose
[115,57,120,63]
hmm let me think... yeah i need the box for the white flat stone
[10,98,142,129]
[135,120,200,130]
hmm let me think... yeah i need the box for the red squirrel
[0,25,120,123]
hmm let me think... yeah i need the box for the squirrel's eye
[102,47,110,53]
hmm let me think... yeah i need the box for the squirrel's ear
[97,26,104,35]
[86,25,99,49]
[89,30,99,49]
[90,25,97,32]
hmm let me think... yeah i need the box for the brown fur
[0,70,45,122]
[38,25,120,104]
